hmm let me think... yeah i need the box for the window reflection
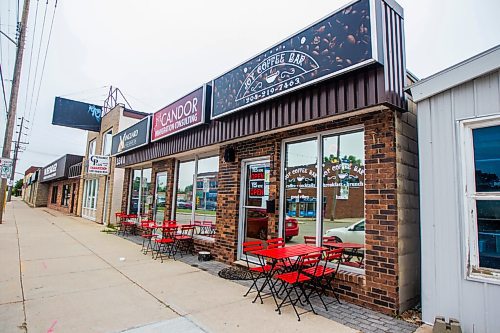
[175,161,195,225]
[477,200,500,270]
[473,125,500,192]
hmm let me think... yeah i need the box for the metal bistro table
[323,242,364,268]
[250,244,326,312]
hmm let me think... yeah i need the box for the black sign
[52,97,102,132]
[41,154,83,182]
[212,0,374,118]
[111,116,150,156]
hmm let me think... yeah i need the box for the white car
[324,219,365,244]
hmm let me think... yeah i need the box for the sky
[0,0,499,181]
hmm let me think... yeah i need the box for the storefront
[22,167,49,207]
[78,104,149,224]
[410,46,500,332]
[40,154,83,214]
[114,0,419,315]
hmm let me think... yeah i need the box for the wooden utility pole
[6,116,26,202]
[0,0,31,223]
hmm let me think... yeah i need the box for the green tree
[12,179,23,196]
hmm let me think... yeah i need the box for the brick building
[112,0,420,315]
[22,166,49,207]
[77,104,149,224]
[40,154,83,214]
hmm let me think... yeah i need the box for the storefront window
[51,186,58,204]
[283,129,365,270]
[129,168,152,216]
[284,139,318,243]
[61,184,70,206]
[154,172,167,223]
[322,132,365,267]
[175,161,195,224]
[195,156,219,233]
[174,155,219,237]
[88,139,96,156]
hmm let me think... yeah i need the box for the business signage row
[113,0,384,156]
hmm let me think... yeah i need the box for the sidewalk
[0,198,358,333]
[0,198,422,333]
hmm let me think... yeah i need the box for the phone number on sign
[244,77,301,104]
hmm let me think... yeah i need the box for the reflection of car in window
[177,199,192,209]
[324,219,365,244]
[156,197,166,207]
[246,208,299,241]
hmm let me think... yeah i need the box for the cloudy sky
[1,0,499,180]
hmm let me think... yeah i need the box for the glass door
[154,172,167,223]
[82,179,98,221]
[238,158,271,260]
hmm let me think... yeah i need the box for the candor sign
[212,0,377,118]
[151,86,211,142]
[88,155,110,175]
[111,116,150,156]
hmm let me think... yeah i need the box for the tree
[11,179,23,197]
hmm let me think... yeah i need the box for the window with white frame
[88,139,96,156]
[462,116,500,279]
[102,129,112,156]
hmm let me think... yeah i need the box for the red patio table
[323,242,364,267]
[250,244,326,311]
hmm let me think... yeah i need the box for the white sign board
[88,155,110,175]
[0,158,13,179]
[203,178,210,193]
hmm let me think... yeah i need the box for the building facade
[113,0,420,315]
[22,167,49,207]
[77,104,149,224]
[410,45,500,332]
[40,154,83,214]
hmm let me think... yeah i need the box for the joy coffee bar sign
[151,86,211,142]
[212,0,378,118]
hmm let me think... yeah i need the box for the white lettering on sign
[44,163,58,179]
[88,155,110,175]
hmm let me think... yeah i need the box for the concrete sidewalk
[0,198,358,333]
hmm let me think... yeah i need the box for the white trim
[409,45,500,103]
[459,114,500,282]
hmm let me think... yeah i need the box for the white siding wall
[419,70,500,332]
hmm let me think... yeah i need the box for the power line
[26,0,47,121]
[0,64,8,118]
[27,0,58,141]
[21,0,39,120]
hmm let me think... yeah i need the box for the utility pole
[7,116,27,202]
[0,0,31,223]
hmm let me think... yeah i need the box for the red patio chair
[140,220,156,254]
[120,214,137,236]
[114,212,126,233]
[153,226,178,263]
[174,225,195,256]
[302,248,343,308]
[267,238,296,271]
[274,252,324,321]
[303,235,316,245]
[242,240,273,304]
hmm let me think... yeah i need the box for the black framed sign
[111,116,150,156]
[211,0,380,119]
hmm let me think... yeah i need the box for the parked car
[156,197,166,207]
[247,208,299,242]
[324,219,365,244]
[177,199,192,209]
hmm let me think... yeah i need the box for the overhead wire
[22,0,40,120]
[26,0,58,142]
[26,0,48,122]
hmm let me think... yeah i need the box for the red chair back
[323,236,341,243]
[323,248,343,262]
[140,220,156,228]
[243,240,263,254]
[267,238,285,249]
[303,236,316,245]
[180,225,195,237]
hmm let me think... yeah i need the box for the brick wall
[46,179,79,214]
[395,99,420,312]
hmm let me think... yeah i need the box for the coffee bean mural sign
[212,0,375,118]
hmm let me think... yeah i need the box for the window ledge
[467,271,500,285]
[337,267,365,286]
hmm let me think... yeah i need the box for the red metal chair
[266,238,296,271]
[274,252,325,321]
[242,240,273,304]
[139,220,156,254]
[120,214,137,236]
[302,248,343,308]
[114,212,126,233]
[303,235,316,245]
[153,226,178,262]
[174,225,195,256]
